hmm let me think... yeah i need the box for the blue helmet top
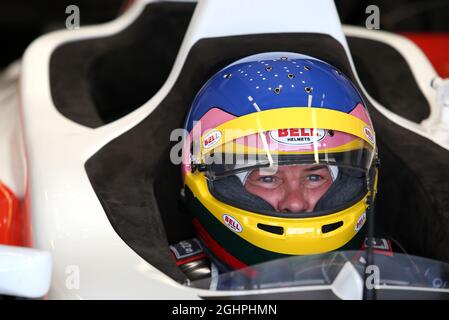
[185,52,365,132]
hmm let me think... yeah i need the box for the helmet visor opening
[202,130,373,217]
[205,149,372,179]
[208,163,367,218]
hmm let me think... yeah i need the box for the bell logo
[270,128,326,146]
[203,130,222,149]
[223,214,243,233]
[355,212,367,232]
[364,127,375,144]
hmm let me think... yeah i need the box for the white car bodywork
[0,0,447,299]
[0,245,51,298]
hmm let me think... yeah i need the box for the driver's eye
[259,176,275,183]
[308,174,322,182]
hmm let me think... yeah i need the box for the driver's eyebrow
[304,165,327,172]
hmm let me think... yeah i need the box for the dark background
[1,0,449,70]
[0,0,124,70]
[337,0,449,31]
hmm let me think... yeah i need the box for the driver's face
[244,165,333,212]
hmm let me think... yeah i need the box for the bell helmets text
[223,214,243,233]
[270,128,326,145]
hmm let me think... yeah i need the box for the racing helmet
[181,52,378,271]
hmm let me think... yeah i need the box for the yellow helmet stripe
[220,137,366,156]
[200,107,374,156]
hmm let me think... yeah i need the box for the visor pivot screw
[304,86,313,93]
[366,197,372,206]
[328,129,334,137]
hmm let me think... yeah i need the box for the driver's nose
[278,190,309,213]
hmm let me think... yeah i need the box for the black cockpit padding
[85,32,449,282]
[347,36,430,123]
[315,167,365,212]
[49,2,196,128]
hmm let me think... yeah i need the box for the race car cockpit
[11,0,449,299]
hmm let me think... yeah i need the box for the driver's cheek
[244,183,284,210]
[261,187,285,211]
[303,188,322,211]
[305,182,333,210]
